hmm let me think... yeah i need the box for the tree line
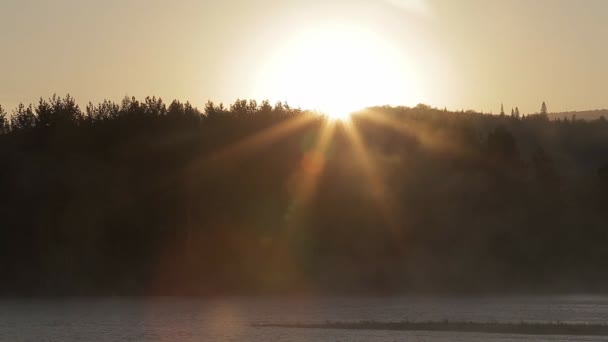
[0,95,607,295]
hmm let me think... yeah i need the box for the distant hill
[549,109,608,121]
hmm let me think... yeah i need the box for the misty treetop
[0,95,607,295]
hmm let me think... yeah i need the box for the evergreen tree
[10,103,36,130]
[500,103,505,116]
[0,105,8,134]
[540,101,548,115]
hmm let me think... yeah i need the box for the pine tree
[0,105,8,134]
[540,101,548,115]
[11,103,36,130]
[500,103,505,116]
[515,107,520,117]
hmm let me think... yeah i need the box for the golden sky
[1,0,607,114]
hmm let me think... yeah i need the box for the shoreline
[251,320,608,336]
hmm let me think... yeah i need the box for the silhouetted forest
[549,109,608,122]
[1,95,607,296]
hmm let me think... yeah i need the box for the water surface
[2,296,608,341]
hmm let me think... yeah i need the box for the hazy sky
[1,0,607,114]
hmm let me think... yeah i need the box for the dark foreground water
[2,296,608,341]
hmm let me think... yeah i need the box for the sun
[256,24,415,118]
[325,109,354,121]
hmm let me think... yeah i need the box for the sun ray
[340,118,401,235]
[356,109,468,155]
[290,119,337,206]
[203,114,316,166]
[178,113,318,191]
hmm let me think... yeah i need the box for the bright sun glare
[257,24,414,119]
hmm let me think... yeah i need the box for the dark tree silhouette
[541,101,548,114]
[10,103,36,130]
[0,95,607,295]
[0,105,8,134]
[532,146,559,193]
